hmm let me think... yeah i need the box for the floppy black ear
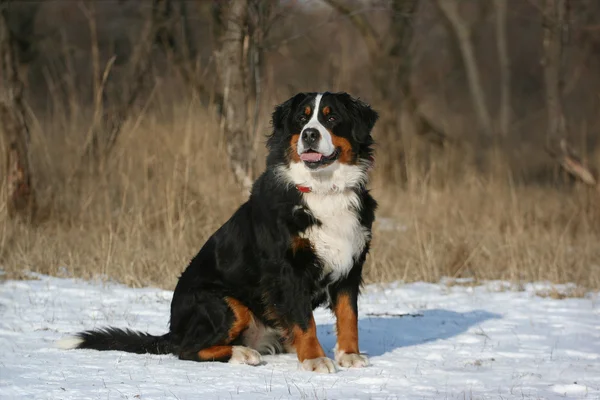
[353,98,379,135]
[271,92,307,132]
[338,92,379,143]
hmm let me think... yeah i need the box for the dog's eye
[327,116,336,122]
[298,115,308,123]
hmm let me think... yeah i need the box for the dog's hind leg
[181,345,261,365]
[174,295,261,365]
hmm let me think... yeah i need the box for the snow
[1,275,599,400]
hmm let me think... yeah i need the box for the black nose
[302,128,320,145]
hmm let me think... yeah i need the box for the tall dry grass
[1,1,599,291]
[1,92,599,290]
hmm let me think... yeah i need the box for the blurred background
[1,0,598,292]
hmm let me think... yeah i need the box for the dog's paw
[300,357,337,373]
[229,346,262,366]
[335,351,369,368]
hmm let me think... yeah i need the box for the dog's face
[268,92,378,190]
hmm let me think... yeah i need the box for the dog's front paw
[229,346,262,366]
[335,352,369,368]
[300,357,337,373]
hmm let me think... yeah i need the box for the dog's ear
[271,92,308,132]
[338,92,379,143]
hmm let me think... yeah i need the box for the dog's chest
[300,191,369,281]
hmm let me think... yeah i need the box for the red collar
[296,184,312,193]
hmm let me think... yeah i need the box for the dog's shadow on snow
[317,309,501,358]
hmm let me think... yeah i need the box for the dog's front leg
[288,312,337,373]
[264,275,336,373]
[328,269,369,368]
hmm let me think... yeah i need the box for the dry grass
[1,98,244,289]
[367,172,600,288]
[1,96,599,291]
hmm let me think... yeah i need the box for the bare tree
[323,0,450,184]
[81,0,165,164]
[214,0,254,191]
[0,1,37,220]
[542,0,597,189]
[154,0,225,113]
[246,2,274,149]
[211,0,277,191]
[494,0,511,137]
[324,0,449,148]
[436,0,494,138]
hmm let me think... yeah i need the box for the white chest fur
[300,190,370,282]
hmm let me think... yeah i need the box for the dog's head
[267,92,378,192]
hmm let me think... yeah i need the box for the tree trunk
[0,2,36,220]
[389,0,448,148]
[436,0,494,138]
[216,0,254,191]
[542,0,567,143]
[494,0,511,137]
[542,0,597,188]
[543,0,566,143]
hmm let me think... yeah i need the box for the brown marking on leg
[288,133,301,162]
[224,297,252,342]
[334,293,359,355]
[291,236,311,255]
[179,298,253,363]
[322,106,331,116]
[197,345,233,362]
[291,314,326,362]
[330,134,354,164]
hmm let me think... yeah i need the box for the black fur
[75,328,172,354]
[66,92,378,364]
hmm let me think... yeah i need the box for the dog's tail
[56,327,173,355]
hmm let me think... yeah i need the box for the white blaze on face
[297,93,335,158]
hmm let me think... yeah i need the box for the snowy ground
[0,275,599,400]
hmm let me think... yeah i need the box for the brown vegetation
[0,1,599,290]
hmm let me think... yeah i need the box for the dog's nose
[301,128,320,146]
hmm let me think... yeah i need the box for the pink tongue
[300,152,323,162]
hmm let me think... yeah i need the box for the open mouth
[299,148,340,169]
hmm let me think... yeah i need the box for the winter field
[0,274,599,400]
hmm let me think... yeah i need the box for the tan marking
[291,236,311,255]
[322,106,331,116]
[304,106,311,116]
[330,134,354,164]
[289,133,301,162]
[291,314,326,362]
[225,297,252,342]
[334,293,359,355]
[197,345,233,361]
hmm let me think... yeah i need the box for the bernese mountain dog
[58,91,379,373]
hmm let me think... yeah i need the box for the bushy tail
[57,327,173,355]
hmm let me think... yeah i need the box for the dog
[58,91,379,373]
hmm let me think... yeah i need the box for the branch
[155,0,224,114]
[81,0,164,162]
[322,0,381,61]
[436,0,494,137]
[547,140,598,187]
